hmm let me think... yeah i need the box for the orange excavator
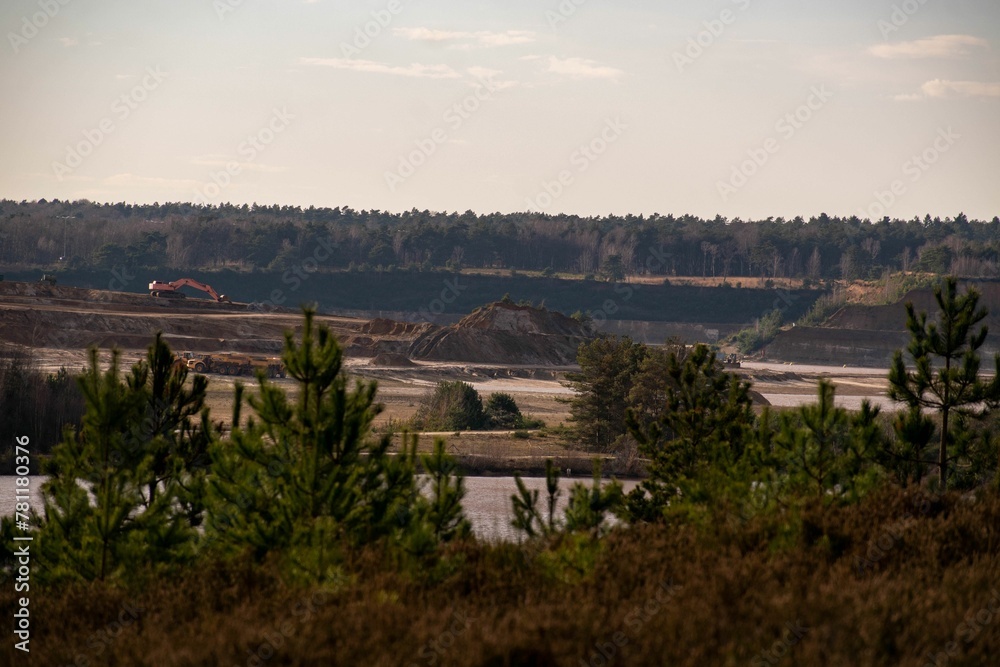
[149,278,231,303]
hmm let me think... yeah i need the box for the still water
[0,476,638,542]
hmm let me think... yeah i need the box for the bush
[485,392,524,429]
[730,308,783,354]
[414,381,487,431]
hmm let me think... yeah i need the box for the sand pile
[407,302,591,365]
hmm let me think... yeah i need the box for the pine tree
[563,460,623,536]
[125,332,213,522]
[888,277,1000,489]
[773,380,880,498]
[33,348,197,583]
[418,439,471,543]
[624,344,755,520]
[206,310,468,579]
[566,336,648,452]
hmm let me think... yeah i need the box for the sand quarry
[0,281,891,469]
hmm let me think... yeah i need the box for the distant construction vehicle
[40,274,57,285]
[149,278,230,303]
[182,352,286,378]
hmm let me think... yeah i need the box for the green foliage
[885,407,936,487]
[566,336,648,452]
[414,381,487,431]
[563,461,623,535]
[0,348,84,466]
[205,310,469,581]
[625,340,686,435]
[31,336,209,583]
[797,288,848,327]
[418,439,472,544]
[511,475,543,539]
[511,459,621,539]
[623,344,755,522]
[485,392,524,429]
[126,333,213,520]
[511,460,561,539]
[601,254,626,282]
[915,245,952,273]
[888,277,1000,489]
[771,380,882,500]
[731,308,783,354]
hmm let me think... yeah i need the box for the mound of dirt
[408,302,591,365]
[748,389,771,406]
[369,352,416,367]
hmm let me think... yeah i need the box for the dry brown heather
[3,488,1000,666]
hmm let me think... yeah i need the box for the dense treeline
[0,347,83,470]
[4,199,1000,279]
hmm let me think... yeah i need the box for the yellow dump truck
[181,352,286,378]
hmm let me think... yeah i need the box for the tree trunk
[940,348,951,490]
[940,406,948,489]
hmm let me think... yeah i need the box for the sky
[1,0,998,220]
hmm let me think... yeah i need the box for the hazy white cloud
[545,56,624,81]
[465,66,518,89]
[894,79,1000,101]
[870,34,988,59]
[921,79,1000,97]
[299,57,460,79]
[394,27,535,49]
[57,37,79,48]
[102,173,202,189]
[191,155,287,173]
